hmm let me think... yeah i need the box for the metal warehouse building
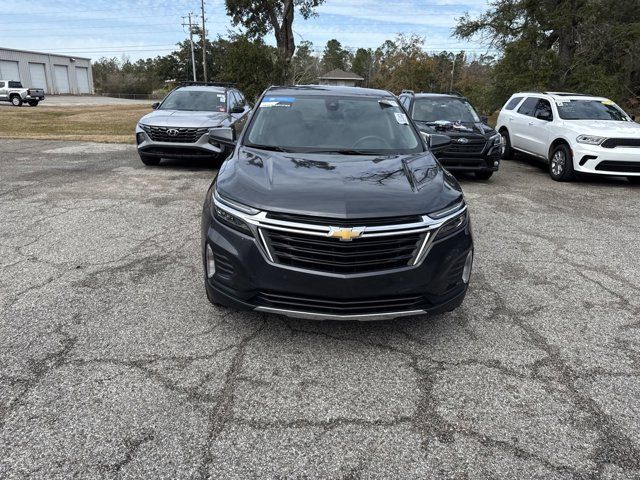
[0,47,93,95]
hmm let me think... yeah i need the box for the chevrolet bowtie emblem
[328,227,365,241]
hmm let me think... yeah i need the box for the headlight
[489,133,501,145]
[577,135,606,145]
[211,188,258,235]
[434,210,468,240]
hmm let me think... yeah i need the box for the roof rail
[177,81,235,88]
[440,90,464,97]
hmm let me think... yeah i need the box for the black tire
[28,100,39,107]
[628,176,640,185]
[139,154,160,166]
[549,143,575,182]
[475,171,494,180]
[500,129,514,159]
[10,95,22,107]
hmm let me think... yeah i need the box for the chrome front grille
[261,228,425,274]
[141,125,208,143]
[212,190,467,277]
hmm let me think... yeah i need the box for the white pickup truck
[0,80,45,106]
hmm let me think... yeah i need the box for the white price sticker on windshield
[218,94,226,102]
[395,113,409,125]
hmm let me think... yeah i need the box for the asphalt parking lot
[1,139,639,479]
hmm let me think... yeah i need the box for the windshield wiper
[309,149,378,155]
[245,144,292,153]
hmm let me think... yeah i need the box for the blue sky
[0,0,494,61]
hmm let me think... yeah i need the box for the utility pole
[449,56,456,92]
[201,0,207,82]
[182,13,197,81]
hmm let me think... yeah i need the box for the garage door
[75,66,90,94]
[54,65,70,94]
[29,63,47,92]
[0,60,20,82]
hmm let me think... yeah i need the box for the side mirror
[480,115,489,124]
[426,133,451,153]
[208,127,236,146]
[536,110,552,121]
[151,102,160,110]
[230,105,244,114]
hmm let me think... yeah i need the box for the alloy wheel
[551,150,565,177]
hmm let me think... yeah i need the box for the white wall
[0,48,94,94]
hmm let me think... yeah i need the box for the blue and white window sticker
[260,96,296,108]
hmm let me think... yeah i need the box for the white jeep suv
[496,92,640,183]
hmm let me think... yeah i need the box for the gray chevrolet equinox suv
[135,82,251,166]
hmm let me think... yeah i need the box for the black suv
[398,91,502,179]
[200,86,474,321]
[135,82,251,166]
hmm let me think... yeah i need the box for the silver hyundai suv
[135,83,250,166]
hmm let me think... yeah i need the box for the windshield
[245,95,423,154]
[556,99,630,121]
[412,97,480,123]
[159,90,226,112]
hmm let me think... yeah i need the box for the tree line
[92,0,640,114]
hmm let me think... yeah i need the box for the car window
[0,82,5,88]
[504,97,523,110]
[556,99,630,121]
[245,95,423,155]
[8,81,22,88]
[517,97,539,117]
[237,92,246,107]
[534,99,553,120]
[412,97,480,123]
[159,89,226,112]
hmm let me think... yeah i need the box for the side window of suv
[517,97,539,117]
[505,97,523,110]
[237,92,246,107]
[534,99,553,121]
[399,96,411,111]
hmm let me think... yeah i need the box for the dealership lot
[1,140,639,478]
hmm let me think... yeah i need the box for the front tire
[549,144,574,182]
[475,171,494,180]
[28,100,39,107]
[139,154,160,166]
[500,130,514,159]
[628,176,640,185]
[10,96,22,107]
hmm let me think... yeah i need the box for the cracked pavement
[1,139,639,479]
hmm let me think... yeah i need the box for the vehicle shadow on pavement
[152,158,222,172]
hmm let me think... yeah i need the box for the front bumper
[437,143,502,172]
[572,143,640,176]
[202,208,473,321]
[136,125,223,159]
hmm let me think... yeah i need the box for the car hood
[414,120,495,138]
[561,120,640,137]
[216,147,464,219]
[139,109,230,128]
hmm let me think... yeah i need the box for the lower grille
[601,138,640,149]
[214,252,234,278]
[595,161,640,173]
[261,229,425,274]
[141,125,208,143]
[142,147,212,157]
[254,291,427,315]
